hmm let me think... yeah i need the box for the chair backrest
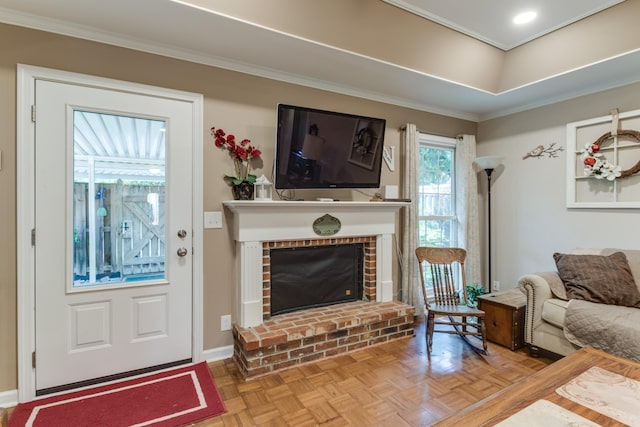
[415,247,468,308]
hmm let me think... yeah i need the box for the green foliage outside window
[418,147,452,185]
[418,145,455,248]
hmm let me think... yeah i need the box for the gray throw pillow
[553,252,640,308]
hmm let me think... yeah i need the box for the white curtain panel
[401,129,482,314]
[401,124,422,314]
[456,134,482,286]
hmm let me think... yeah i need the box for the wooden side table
[477,289,526,351]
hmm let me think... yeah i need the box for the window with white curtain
[417,134,457,248]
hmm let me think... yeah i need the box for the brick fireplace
[263,236,377,319]
[224,200,414,379]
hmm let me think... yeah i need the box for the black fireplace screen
[270,244,364,316]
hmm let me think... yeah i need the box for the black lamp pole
[476,155,503,294]
[483,168,495,293]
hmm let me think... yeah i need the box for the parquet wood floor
[200,320,555,427]
[3,321,554,427]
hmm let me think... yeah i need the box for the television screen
[275,104,386,189]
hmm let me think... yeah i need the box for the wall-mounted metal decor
[312,214,341,236]
[522,143,563,159]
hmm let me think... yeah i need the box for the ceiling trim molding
[382,0,626,51]
[0,6,482,121]
[382,0,509,50]
[1,3,638,122]
[481,48,640,120]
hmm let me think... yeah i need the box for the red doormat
[9,362,226,427]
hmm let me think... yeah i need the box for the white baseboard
[0,389,18,408]
[202,345,233,363]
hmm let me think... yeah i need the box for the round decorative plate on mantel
[312,214,341,236]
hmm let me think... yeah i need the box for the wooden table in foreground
[434,347,640,426]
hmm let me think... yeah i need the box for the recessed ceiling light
[513,11,537,25]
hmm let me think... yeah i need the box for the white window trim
[417,133,458,247]
[417,134,459,298]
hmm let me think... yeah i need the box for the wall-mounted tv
[275,104,386,189]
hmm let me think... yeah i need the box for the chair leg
[424,314,430,348]
[479,316,487,352]
[426,312,435,353]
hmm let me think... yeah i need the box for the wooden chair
[415,247,487,354]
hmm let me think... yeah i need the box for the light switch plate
[204,211,222,229]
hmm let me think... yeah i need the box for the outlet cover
[221,314,232,331]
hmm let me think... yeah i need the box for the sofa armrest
[518,272,563,345]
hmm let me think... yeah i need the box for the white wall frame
[566,109,640,208]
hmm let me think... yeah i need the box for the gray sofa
[518,248,640,359]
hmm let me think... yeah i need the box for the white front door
[33,78,194,392]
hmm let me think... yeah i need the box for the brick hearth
[233,300,415,379]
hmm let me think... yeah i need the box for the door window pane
[73,111,166,287]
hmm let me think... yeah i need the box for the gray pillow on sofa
[553,252,640,308]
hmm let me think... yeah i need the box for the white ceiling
[383,0,626,50]
[0,0,638,121]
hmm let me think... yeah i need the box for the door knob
[177,247,188,257]
[177,229,187,238]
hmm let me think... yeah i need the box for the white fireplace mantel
[223,200,409,327]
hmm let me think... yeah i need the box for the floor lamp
[475,156,504,293]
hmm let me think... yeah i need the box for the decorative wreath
[581,129,640,181]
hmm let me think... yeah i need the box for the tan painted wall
[477,82,640,292]
[500,0,640,91]
[0,22,475,393]
[193,0,505,92]
[195,0,636,94]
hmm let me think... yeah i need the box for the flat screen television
[275,104,386,189]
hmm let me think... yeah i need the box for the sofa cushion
[602,248,640,290]
[541,298,570,328]
[553,252,640,308]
